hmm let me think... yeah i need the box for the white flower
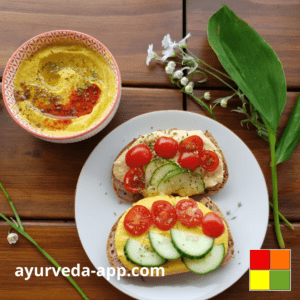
[185,82,194,94]
[161,33,191,61]
[220,98,228,108]
[187,81,194,88]
[180,77,189,86]
[162,34,174,49]
[173,70,184,80]
[165,65,174,74]
[7,233,18,244]
[146,44,156,66]
[162,47,176,62]
[167,61,176,69]
[204,92,211,100]
[177,33,191,48]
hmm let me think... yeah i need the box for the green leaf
[207,4,286,132]
[276,93,300,164]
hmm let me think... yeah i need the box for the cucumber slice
[182,244,225,274]
[124,238,167,267]
[148,231,181,260]
[170,229,214,259]
[149,162,179,189]
[157,170,205,196]
[145,159,169,187]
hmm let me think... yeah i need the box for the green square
[270,270,290,290]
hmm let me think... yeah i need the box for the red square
[250,250,270,270]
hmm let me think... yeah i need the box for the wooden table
[0,0,299,299]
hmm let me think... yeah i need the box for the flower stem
[0,213,90,300]
[268,129,285,248]
[198,66,239,94]
[269,202,294,230]
[0,182,24,231]
[186,48,233,80]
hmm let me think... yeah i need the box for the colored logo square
[250,250,270,270]
[250,270,270,290]
[270,250,290,270]
[270,270,291,290]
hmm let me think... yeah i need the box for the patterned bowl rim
[2,30,121,140]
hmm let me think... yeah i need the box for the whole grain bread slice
[106,197,234,276]
[112,130,229,203]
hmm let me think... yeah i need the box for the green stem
[269,202,294,230]
[268,129,285,248]
[198,66,239,94]
[186,48,233,80]
[0,183,24,231]
[0,213,90,300]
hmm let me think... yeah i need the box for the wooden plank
[0,0,182,86]
[186,0,300,89]
[0,222,298,299]
[0,87,183,219]
[187,90,300,221]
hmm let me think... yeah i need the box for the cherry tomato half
[199,150,219,172]
[154,137,179,159]
[179,135,204,154]
[178,152,201,171]
[125,144,152,168]
[202,212,225,238]
[175,199,203,227]
[124,205,152,236]
[151,200,177,231]
[123,167,145,194]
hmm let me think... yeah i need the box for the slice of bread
[112,130,229,203]
[106,197,234,277]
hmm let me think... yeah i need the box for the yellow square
[250,270,270,290]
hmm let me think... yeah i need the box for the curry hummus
[13,42,117,135]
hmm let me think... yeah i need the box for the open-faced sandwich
[106,195,234,276]
[112,129,228,202]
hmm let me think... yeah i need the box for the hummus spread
[113,129,224,188]
[13,42,117,136]
[115,195,228,276]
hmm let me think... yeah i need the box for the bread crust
[112,130,229,203]
[106,197,234,277]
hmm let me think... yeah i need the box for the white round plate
[75,110,269,300]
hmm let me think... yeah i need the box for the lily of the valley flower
[146,44,157,66]
[220,98,228,107]
[204,92,211,100]
[185,82,194,94]
[7,233,18,244]
[180,77,189,86]
[173,70,184,80]
[165,61,176,74]
[165,65,174,74]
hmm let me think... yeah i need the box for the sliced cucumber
[124,238,167,267]
[182,244,225,274]
[149,162,179,189]
[157,170,205,196]
[148,231,181,260]
[170,229,214,259]
[145,159,169,187]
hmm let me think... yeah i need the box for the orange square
[270,250,290,270]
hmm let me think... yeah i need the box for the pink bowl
[2,30,121,143]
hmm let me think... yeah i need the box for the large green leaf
[276,93,300,164]
[207,5,286,132]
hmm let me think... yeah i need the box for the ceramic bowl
[2,30,121,143]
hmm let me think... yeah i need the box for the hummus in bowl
[2,30,121,143]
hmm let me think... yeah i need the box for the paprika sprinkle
[36,84,101,118]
